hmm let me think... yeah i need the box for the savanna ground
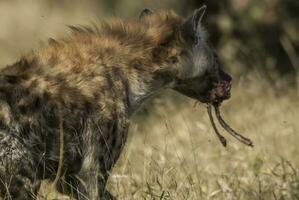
[0,1,298,199]
[40,76,299,200]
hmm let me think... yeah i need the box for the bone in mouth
[207,104,227,147]
[207,103,254,147]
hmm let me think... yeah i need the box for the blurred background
[0,0,298,199]
[0,0,298,86]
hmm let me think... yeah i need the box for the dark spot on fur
[111,68,130,113]
[130,59,142,69]
[152,47,163,62]
[111,136,117,148]
[4,75,21,84]
[105,70,114,93]
[55,73,66,83]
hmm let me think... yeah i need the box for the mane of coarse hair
[67,10,184,47]
[27,10,186,75]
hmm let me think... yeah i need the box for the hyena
[0,6,232,200]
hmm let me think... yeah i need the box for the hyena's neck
[126,71,174,115]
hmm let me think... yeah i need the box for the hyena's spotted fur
[0,6,231,199]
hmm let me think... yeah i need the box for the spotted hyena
[0,6,232,200]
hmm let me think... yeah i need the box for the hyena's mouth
[203,80,253,148]
[210,80,231,104]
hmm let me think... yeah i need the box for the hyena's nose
[219,70,232,93]
[219,70,232,83]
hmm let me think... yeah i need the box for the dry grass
[0,1,298,199]
[38,75,299,200]
[103,75,299,200]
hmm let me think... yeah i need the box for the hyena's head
[173,6,232,104]
[141,6,232,104]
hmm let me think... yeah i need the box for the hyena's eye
[168,56,178,64]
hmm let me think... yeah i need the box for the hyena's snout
[211,70,232,103]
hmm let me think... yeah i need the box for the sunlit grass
[0,1,297,199]
[104,74,299,200]
[38,74,299,199]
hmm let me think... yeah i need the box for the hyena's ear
[191,5,207,31]
[139,8,154,19]
[179,5,207,42]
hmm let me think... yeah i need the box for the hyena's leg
[59,170,115,200]
[0,131,40,199]
[56,167,109,200]
[58,121,128,200]
[95,129,129,199]
[98,171,116,200]
[57,152,117,199]
[55,149,111,199]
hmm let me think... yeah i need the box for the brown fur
[0,7,230,199]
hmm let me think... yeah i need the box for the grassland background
[0,0,298,199]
